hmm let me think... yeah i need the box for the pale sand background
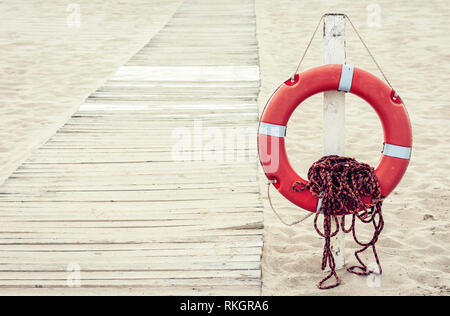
[0,0,449,295]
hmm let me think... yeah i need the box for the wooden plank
[0,240,263,251]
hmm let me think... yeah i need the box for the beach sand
[0,0,182,184]
[256,0,450,295]
[0,0,449,295]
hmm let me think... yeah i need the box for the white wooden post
[323,13,346,270]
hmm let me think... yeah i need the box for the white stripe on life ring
[383,143,412,160]
[338,64,354,92]
[259,122,286,138]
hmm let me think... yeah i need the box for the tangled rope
[293,155,384,289]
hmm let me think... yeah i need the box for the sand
[256,0,450,295]
[0,0,448,296]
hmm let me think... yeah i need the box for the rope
[290,14,397,96]
[267,181,313,226]
[293,155,384,289]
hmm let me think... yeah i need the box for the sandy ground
[0,0,449,296]
[256,0,450,295]
[0,0,182,184]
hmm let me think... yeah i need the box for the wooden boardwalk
[0,0,262,295]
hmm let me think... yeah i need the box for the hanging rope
[293,156,384,289]
[271,13,392,289]
[267,181,313,226]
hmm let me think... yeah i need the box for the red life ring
[258,64,412,213]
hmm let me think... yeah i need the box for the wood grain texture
[0,0,262,295]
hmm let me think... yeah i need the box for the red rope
[293,155,384,290]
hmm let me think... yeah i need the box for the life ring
[258,64,412,213]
